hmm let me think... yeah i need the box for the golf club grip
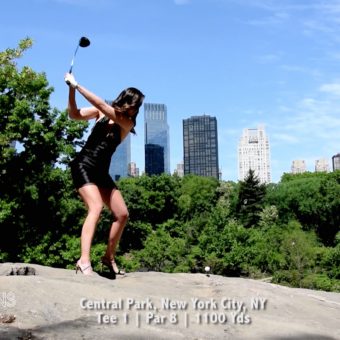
[66,66,71,85]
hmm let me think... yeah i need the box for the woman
[65,72,144,276]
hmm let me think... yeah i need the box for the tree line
[1,39,339,292]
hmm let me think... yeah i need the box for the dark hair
[112,87,145,134]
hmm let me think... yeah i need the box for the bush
[21,233,107,271]
[319,243,340,279]
[136,227,188,272]
[300,274,339,292]
[272,270,304,288]
[280,221,319,273]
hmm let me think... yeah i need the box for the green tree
[216,180,238,219]
[0,38,87,261]
[137,227,187,272]
[178,175,219,220]
[116,174,181,252]
[320,232,340,280]
[198,218,251,276]
[119,174,180,225]
[266,171,340,245]
[236,169,266,228]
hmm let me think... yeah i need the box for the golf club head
[79,36,90,48]
[68,37,91,74]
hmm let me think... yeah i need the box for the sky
[1,0,340,183]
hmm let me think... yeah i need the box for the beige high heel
[75,259,93,276]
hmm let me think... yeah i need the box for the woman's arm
[76,83,134,132]
[65,73,134,132]
[67,86,99,121]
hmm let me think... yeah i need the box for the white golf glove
[65,73,78,89]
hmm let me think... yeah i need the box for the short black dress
[70,116,121,190]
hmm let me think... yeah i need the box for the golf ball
[204,266,210,272]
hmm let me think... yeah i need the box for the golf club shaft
[69,45,80,73]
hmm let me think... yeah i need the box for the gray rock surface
[0,263,339,339]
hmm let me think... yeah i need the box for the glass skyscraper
[145,144,164,175]
[144,103,170,174]
[183,115,219,179]
[109,134,131,181]
[105,98,131,180]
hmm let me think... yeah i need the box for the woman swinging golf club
[65,71,144,276]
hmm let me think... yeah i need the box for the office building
[128,162,139,177]
[183,115,219,179]
[145,144,164,175]
[105,98,131,180]
[174,161,184,177]
[291,160,306,174]
[238,125,271,184]
[144,103,170,174]
[109,135,130,181]
[315,158,329,173]
[332,153,340,171]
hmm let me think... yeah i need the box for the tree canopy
[1,39,339,292]
[0,38,87,260]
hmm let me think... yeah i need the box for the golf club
[69,36,90,74]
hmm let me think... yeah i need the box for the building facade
[238,125,271,184]
[174,161,184,177]
[128,162,139,177]
[109,134,131,181]
[291,160,307,174]
[315,158,329,173]
[145,144,164,175]
[332,153,340,171]
[144,103,170,174]
[183,115,219,179]
[105,98,131,180]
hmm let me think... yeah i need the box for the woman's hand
[65,73,78,89]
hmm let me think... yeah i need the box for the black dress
[70,116,121,190]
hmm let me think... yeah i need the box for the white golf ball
[205,266,210,272]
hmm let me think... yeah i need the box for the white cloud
[255,53,282,64]
[268,89,340,173]
[276,96,340,143]
[280,65,322,78]
[302,20,335,35]
[319,82,340,96]
[272,133,299,144]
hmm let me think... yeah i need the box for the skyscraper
[238,125,271,184]
[106,96,132,180]
[183,115,219,179]
[332,153,340,171]
[109,134,131,181]
[145,144,164,175]
[144,103,170,174]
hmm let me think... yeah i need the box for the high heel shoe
[101,256,125,275]
[75,259,93,276]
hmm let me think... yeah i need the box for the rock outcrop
[0,263,339,339]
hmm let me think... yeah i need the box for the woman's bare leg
[78,184,103,264]
[100,188,129,265]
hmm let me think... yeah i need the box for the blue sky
[1,0,340,182]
